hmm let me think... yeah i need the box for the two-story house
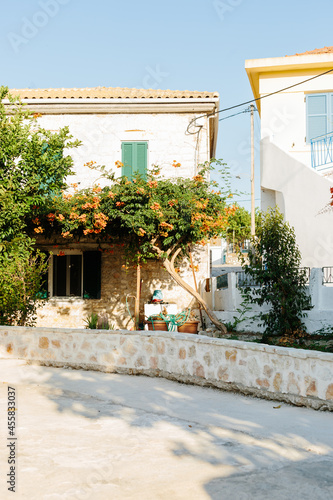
[9,87,219,329]
[246,47,333,267]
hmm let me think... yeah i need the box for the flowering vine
[32,159,237,332]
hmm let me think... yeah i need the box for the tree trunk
[150,240,227,334]
[162,257,227,334]
[134,263,141,330]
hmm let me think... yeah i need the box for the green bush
[0,238,49,326]
[242,208,312,341]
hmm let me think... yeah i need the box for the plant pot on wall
[177,321,199,334]
[147,321,169,331]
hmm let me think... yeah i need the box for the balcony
[311,131,333,171]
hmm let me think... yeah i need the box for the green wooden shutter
[121,142,147,180]
[83,251,101,299]
[53,255,66,297]
[134,142,147,180]
[122,142,133,179]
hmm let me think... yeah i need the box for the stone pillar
[228,272,238,311]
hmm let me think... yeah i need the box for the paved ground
[0,359,333,500]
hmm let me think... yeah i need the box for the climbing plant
[35,160,236,331]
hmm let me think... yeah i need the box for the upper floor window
[121,141,148,180]
[306,93,333,143]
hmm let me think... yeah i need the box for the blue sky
[1,0,333,210]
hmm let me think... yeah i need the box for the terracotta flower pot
[147,319,199,334]
[147,320,168,331]
[177,321,199,334]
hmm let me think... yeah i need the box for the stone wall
[1,326,332,411]
[37,245,208,329]
[32,108,212,330]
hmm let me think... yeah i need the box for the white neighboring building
[8,87,220,329]
[246,47,333,267]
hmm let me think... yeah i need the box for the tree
[222,204,251,251]
[0,238,49,326]
[36,161,235,332]
[0,86,80,325]
[242,208,312,342]
[0,86,80,240]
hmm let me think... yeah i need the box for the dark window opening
[53,255,82,297]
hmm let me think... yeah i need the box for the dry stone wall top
[0,326,332,411]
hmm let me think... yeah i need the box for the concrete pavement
[0,359,333,499]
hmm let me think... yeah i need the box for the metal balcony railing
[322,266,333,284]
[311,131,333,170]
[236,271,259,288]
[236,267,310,288]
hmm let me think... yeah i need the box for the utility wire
[227,198,261,203]
[219,109,251,121]
[187,67,333,134]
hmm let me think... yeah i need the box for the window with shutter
[121,142,148,180]
[53,254,82,297]
[306,93,333,143]
[83,251,101,299]
[49,250,101,299]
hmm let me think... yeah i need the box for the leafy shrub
[242,208,312,341]
[0,238,49,326]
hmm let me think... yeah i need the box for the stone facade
[1,326,333,411]
[12,89,219,329]
[37,245,208,329]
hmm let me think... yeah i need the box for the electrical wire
[226,198,260,203]
[219,109,251,121]
[187,67,333,134]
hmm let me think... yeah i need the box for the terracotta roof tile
[287,46,333,56]
[9,87,219,100]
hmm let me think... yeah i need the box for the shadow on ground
[1,359,333,499]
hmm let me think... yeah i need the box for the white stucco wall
[247,60,333,268]
[259,71,333,168]
[36,112,210,188]
[261,138,333,267]
[203,268,333,334]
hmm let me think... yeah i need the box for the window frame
[46,250,102,300]
[306,92,333,143]
[50,250,83,298]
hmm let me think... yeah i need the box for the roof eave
[245,53,333,115]
[5,97,220,105]
[3,97,220,114]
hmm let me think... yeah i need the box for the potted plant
[146,309,199,334]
